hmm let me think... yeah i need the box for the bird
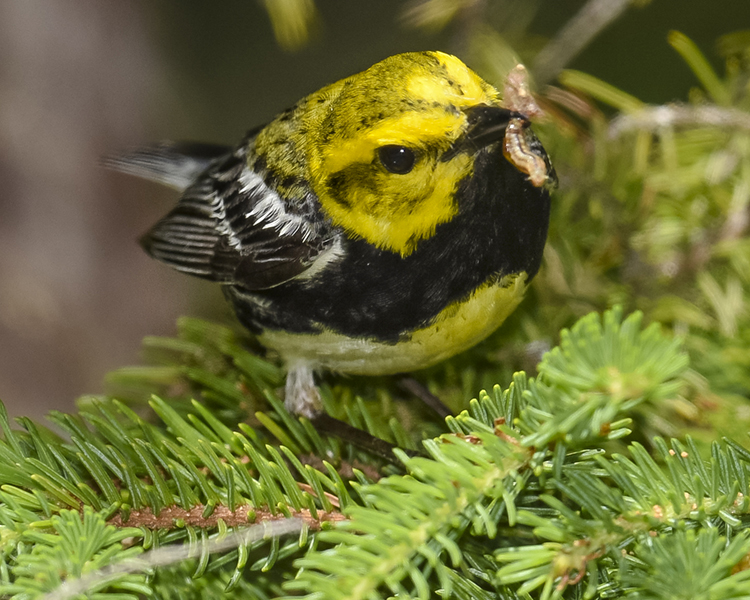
[107,51,554,457]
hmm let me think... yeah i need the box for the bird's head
[257,51,542,256]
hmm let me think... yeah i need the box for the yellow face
[254,52,502,257]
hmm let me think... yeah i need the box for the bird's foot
[284,363,418,465]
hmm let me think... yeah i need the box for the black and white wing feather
[108,140,329,290]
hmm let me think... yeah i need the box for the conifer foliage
[5,307,750,600]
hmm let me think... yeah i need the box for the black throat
[232,145,551,343]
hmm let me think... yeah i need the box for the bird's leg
[283,364,405,464]
[397,376,452,419]
[284,363,323,419]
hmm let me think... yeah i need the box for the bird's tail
[102,141,231,191]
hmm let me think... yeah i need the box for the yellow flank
[259,273,528,375]
[253,51,503,257]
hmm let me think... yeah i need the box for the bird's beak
[442,105,525,161]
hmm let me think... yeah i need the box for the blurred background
[0,0,746,419]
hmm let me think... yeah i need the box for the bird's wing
[110,139,329,290]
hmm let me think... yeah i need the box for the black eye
[378,145,416,174]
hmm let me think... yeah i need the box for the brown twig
[109,503,346,531]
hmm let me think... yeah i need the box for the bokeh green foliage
[525,28,750,445]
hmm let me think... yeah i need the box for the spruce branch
[621,528,750,600]
[36,514,301,600]
[0,507,146,600]
[0,306,696,599]
[289,307,691,599]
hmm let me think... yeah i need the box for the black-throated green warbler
[110,52,554,436]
